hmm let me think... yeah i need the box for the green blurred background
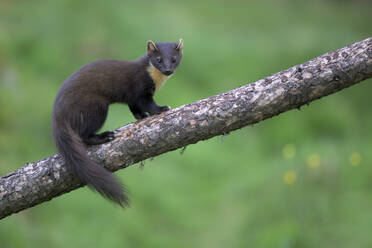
[1,0,372,247]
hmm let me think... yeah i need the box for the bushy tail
[52,123,129,207]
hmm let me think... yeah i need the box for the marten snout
[164,69,173,76]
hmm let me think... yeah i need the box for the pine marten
[52,40,184,206]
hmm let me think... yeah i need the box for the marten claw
[97,131,115,142]
[162,105,171,111]
[134,112,149,120]
[106,134,115,141]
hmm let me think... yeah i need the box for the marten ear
[176,39,183,51]
[147,40,158,53]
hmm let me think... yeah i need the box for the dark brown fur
[52,40,183,206]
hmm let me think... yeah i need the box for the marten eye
[156,57,163,63]
[171,57,177,63]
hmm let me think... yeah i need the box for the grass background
[1,0,372,247]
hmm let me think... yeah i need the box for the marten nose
[164,69,173,75]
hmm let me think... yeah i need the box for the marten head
[147,39,183,76]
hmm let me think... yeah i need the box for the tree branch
[1,37,371,219]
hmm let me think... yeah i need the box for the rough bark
[1,37,372,220]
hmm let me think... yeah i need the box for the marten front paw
[150,106,171,116]
[134,112,149,120]
[159,105,171,112]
